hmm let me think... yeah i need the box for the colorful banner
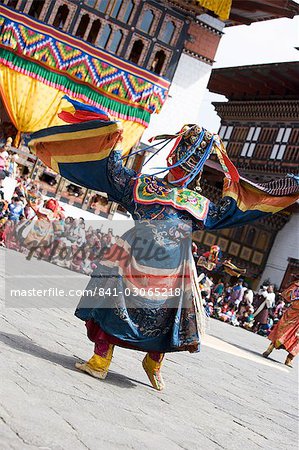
[0,5,171,150]
[0,5,169,115]
[197,0,232,20]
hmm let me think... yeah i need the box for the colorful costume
[263,282,299,367]
[28,99,299,389]
[197,245,221,272]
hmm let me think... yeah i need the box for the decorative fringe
[0,49,151,126]
[0,6,169,113]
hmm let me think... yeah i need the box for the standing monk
[263,282,299,367]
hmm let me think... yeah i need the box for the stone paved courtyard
[0,249,297,450]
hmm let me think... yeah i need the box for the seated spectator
[82,250,97,275]
[212,279,224,304]
[68,219,86,247]
[198,273,214,300]
[274,296,285,321]
[0,199,8,219]
[224,282,232,298]
[8,197,24,222]
[0,217,7,246]
[230,308,239,327]
[257,316,274,337]
[70,245,84,272]
[3,219,19,250]
[218,301,229,321]
[229,279,244,307]
[237,297,248,321]
[242,306,255,330]
[243,286,254,305]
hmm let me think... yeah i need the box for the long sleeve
[59,149,136,203]
[28,116,136,201]
[205,177,299,230]
[105,151,136,203]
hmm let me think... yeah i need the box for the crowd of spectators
[199,274,288,336]
[0,176,119,275]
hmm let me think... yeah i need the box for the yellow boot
[75,345,114,379]
[262,343,274,358]
[142,353,165,391]
[285,353,294,368]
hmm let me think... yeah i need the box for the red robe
[268,299,299,356]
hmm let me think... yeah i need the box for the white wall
[142,53,213,172]
[261,213,299,286]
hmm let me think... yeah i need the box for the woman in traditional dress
[28,98,299,390]
[263,282,299,367]
[253,285,275,332]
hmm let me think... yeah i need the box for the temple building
[0,0,230,217]
[0,1,298,233]
[198,61,299,288]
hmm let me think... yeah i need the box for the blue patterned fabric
[75,151,202,353]
[75,224,199,353]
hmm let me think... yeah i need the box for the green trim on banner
[0,48,151,125]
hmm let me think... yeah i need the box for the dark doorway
[75,14,90,39]
[128,40,144,65]
[28,0,45,19]
[87,20,101,44]
[7,0,18,8]
[150,50,166,75]
[53,5,69,30]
